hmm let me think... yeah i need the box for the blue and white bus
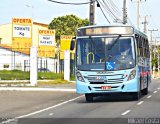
[72,25,151,102]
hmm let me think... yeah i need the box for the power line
[114,0,134,25]
[97,0,110,23]
[99,5,110,23]
[109,0,122,17]
[145,2,158,29]
[100,0,121,22]
[127,1,137,25]
[103,0,121,20]
[48,0,95,5]
[105,0,121,19]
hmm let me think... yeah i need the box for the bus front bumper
[76,78,138,94]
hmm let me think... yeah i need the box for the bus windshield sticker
[106,62,115,70]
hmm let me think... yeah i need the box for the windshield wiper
[108,35,121,50]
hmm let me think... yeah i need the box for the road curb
[0,87,76,92]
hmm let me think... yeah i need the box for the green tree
[48,14,89,41]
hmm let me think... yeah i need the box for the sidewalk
[0,80,76,92]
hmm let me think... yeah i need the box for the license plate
[101,86,111,90]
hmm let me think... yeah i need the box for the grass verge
[0,70,75,81]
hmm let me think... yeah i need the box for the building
[0,21,59,72]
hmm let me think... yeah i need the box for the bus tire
[85,94,93,102]
[132,77,141,100]
[133,91,141,100]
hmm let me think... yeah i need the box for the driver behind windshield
[120,39,132,56]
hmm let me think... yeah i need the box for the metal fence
[59,59,75,75]
[0,47,75,80]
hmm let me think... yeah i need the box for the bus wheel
[132,79,141,100]
[133,91,141,100]
[142,86,148,95]
[85,94,93,102]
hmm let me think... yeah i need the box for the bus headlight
[76,71,85,82]
[128,69,136,81]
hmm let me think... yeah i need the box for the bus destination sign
[77,26,134,36]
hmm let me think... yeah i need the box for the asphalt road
[0,90,78,118]
[1,79,160,124]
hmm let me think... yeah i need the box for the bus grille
[84,74,124,84]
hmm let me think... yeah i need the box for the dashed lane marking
[147,95,152,98]
[153,91,157,94]
[121,110,131,116]
[137,101,144,105]
[49,113,54,116]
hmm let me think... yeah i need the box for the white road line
[16,95,84,118]
[137,101,144,105]
[153,91,157,94]
[157,88,160,90]
[0,118,18,124]
[1,95,84,124]
[0,87,76,92]
[49,113,54,116]
[147,95,152,98]
[121,110,131,116]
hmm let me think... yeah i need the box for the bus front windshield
[76,36,136,71]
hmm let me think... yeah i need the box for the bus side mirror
[70,38,75,51]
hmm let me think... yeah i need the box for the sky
[0,0,160,39]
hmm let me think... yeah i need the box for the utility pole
[123,0,127,24]
[148,29,158,78]
[142,15,148,33]
[89,0,95,25]
[131,0,146,29]
[148,29,158,45]
[137,0,140,29]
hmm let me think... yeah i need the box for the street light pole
[131,0,146,29]
[26,5,34,46]
[142,15,148,33]
[26,4,37,86]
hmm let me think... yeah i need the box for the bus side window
[135,34,140,57]
[142,38,145,57]
[146,39,150,58]
[144,38,148,58]
[138,36,144,57]
[139,37,143,48]
[140,48,143,57]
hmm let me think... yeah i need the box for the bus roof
[77,24,148,38]
[77,24,133,29]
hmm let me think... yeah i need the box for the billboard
[12,18,32,53]
[60,35,73,51]
[60,35,73,60]
[38,29,55,57]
